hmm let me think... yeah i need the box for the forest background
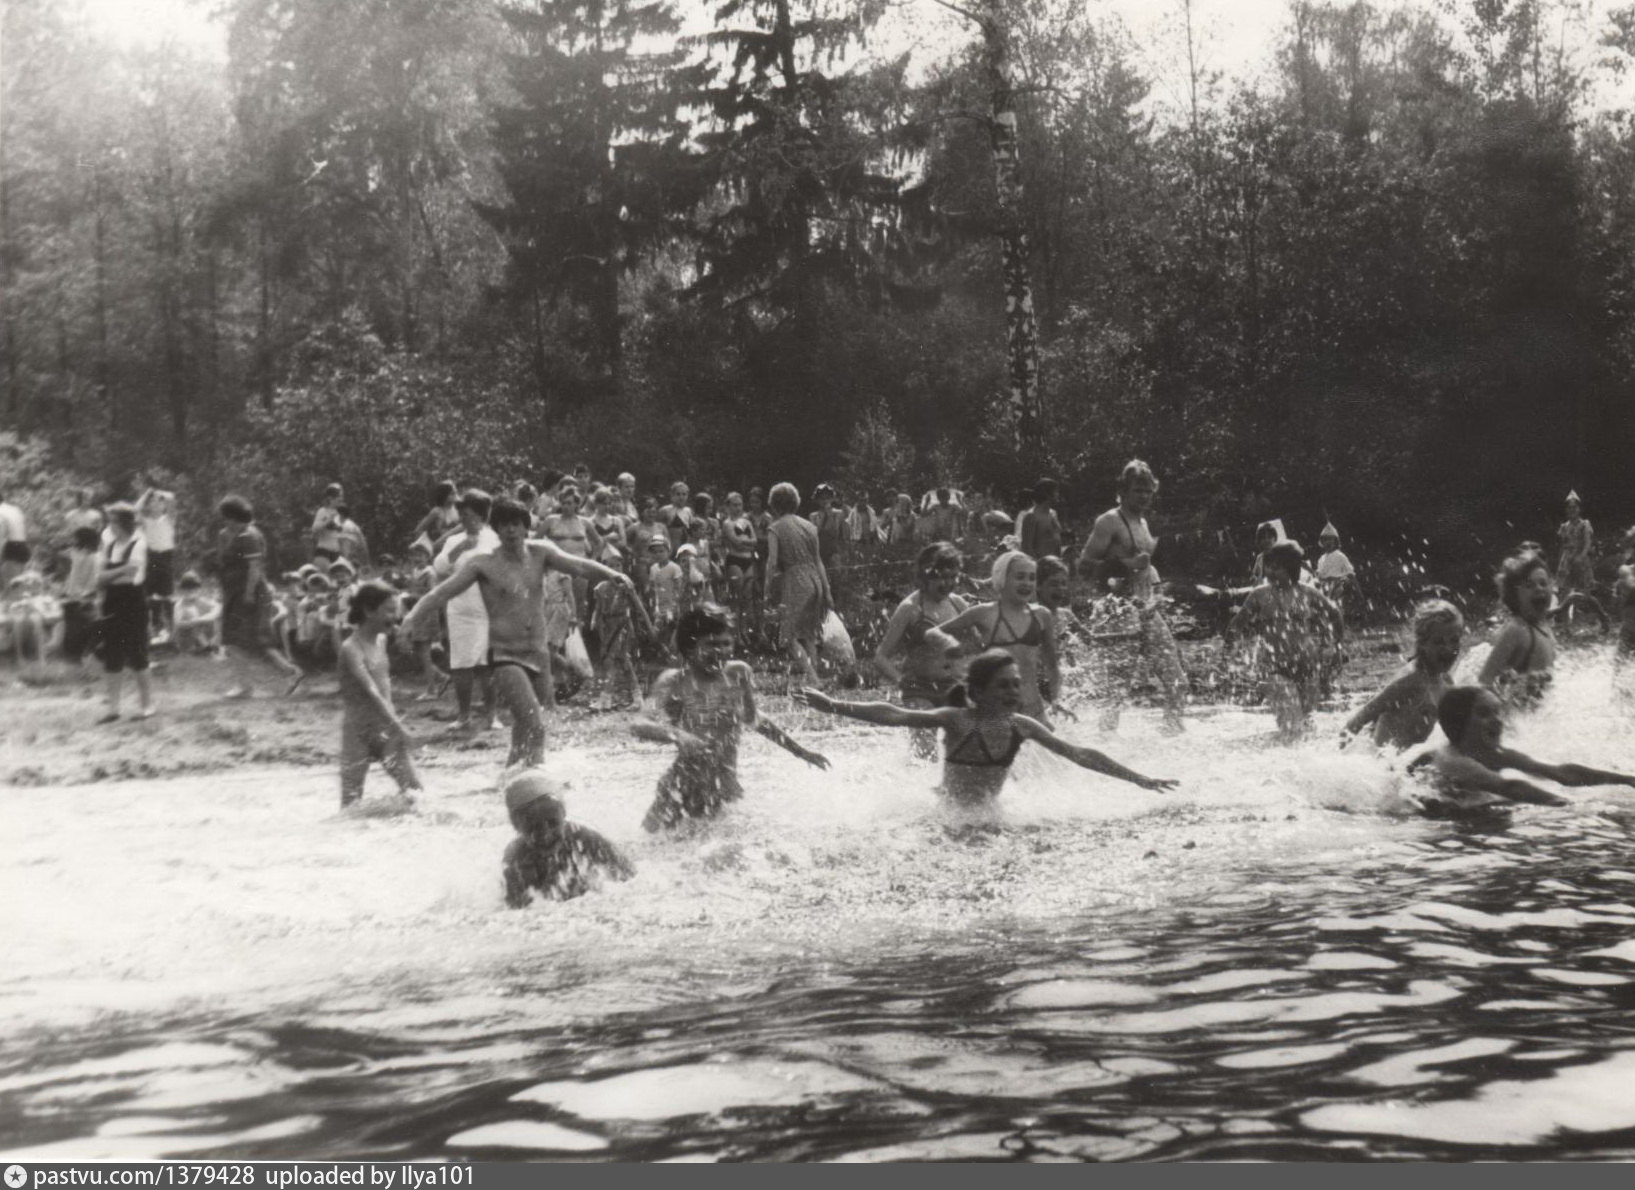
[5,0,1635,588]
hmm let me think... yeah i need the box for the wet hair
[947,649,1019,708]
[1033,478,1059,503]
[1036,555,1069,589]
[217,494,254,524]
[1497,550,1549,614]
[1265,540,1304,579]
[456,488,493,519]
[1118,459,1158,492]
[347,579,398,625]
[71,526,99,551]
[489,497,531,530]
[431,480,456,507]
[1436,685,1491,746]
[916,541,962,589]
[675,603,733,655]
[769,483,800,516]
[691,492,714,515]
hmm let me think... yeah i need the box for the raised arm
[1016,716,1176,791]
[537,539,631,588]
[796,688,952,730]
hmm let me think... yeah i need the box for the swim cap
[990,549,1030,591]
[503,770,566,824]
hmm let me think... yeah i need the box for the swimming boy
[404,497,639,769]
[633,604,829,831]
[502,769,634,906]
[1410,685,1635,814]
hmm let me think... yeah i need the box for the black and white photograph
[5,0,1635,1164]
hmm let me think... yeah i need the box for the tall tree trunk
[980,0,1041,459]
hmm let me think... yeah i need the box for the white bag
[563,627,594,678]
[817,610,856,667]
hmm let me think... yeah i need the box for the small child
[403,541,447,699]
[591,558,654,710]
[633,604,829,831]
[501,769,634,907]
[3,574,49,675]
[1409,685,1635,815]
[1477,549,1556,710]
[647,537,684,648]
[1224,540,1345,739]
[172,572,222,654]
[337,580,422,809]
[1342,599,1463,750]
[798,650,1174,808]
[1315,523,1358,606]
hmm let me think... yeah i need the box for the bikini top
[986,605,1045,649]
[945,721,1026,768]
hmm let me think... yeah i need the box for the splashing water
[4,647,1635,1161]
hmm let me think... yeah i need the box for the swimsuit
[985,606,1045,649]
[944,721,1025,768]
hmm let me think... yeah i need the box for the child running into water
[1342,600,1463,750]
[501,769,634,906]
[591,562,653,710]
[874,542,970,758]
[798,650,1174,807]
[338,580,423,809]
[404,498,638,769]
[1478,549,1556,709]
[1409,686,1635,815]
[938,551,1058,721]
[633,604,829,831]
[1224,540,1345,739]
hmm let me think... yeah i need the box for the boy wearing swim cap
[502,769,633,906]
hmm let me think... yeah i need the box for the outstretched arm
[1435,751,1568,805]
[1016,717,1176,791]
[796,688,950,729]
[402,557,482,634]
[755,719,830,769]
[541,540,631,588]
[1502,747,1635,789]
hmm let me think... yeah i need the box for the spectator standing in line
[136,478,178,642]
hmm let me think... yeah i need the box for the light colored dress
[768,515,826,643]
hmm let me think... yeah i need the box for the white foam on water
[445,1121,608,1151]
[512,1059,883,1120]
[1345,1037,1514,1087]
[1302,1050,1635,1145]
[1217,1043,1352,1070]
[1305,952,1398,971]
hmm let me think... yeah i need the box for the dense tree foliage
[4,0,1634,578]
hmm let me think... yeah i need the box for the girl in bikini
[875,542,971,757]
[938,551,1058,720]
[798,651,1174,807]
[542,484,603,628]
[1478,549,1556,710]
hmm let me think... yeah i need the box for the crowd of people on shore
[5,463,1635,906]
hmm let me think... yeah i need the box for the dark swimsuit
[1504,622,1554,709]
[945,722,1026,768]
[985,606,1045,649]
[900,593,960,705]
